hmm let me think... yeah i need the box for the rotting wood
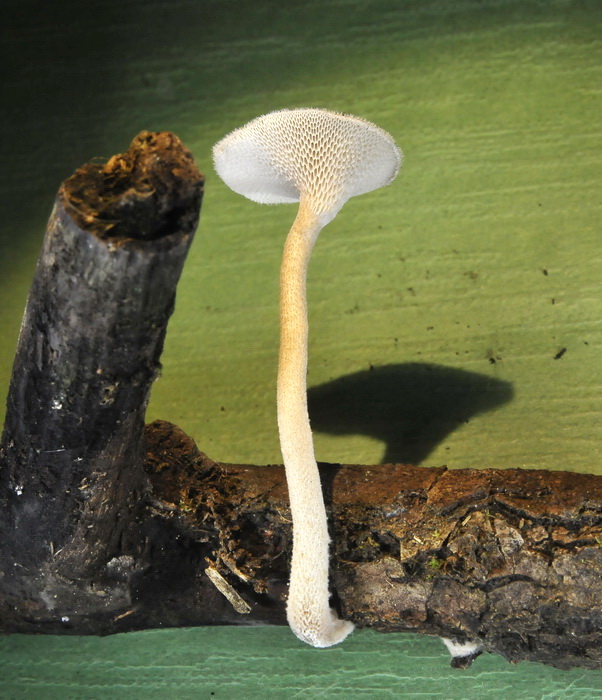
[140,419,602,671]
[0,131,203,581]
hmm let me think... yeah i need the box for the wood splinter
[205,564,252,615]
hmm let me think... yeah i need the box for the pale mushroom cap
[213,108,402,223]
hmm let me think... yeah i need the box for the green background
[1,0,601,697]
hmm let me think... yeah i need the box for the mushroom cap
[213,108,402,223]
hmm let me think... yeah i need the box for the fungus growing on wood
[213,108,401,647]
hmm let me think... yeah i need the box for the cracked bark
[137,420,602,670]
[0,135,601,671]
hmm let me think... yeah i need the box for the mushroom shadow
[308,363,513,465]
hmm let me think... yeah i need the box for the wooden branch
[0,131,203,578]
[1,135,601,672]
[137,420,602,670]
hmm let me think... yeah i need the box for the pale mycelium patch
[441,638,485,667]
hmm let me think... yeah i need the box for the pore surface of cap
[213,108,402,220]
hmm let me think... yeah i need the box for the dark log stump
[0,131,203,583]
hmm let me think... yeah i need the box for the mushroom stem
[277,199,354,647]
[213,108,401,647]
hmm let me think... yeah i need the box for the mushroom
[213,108,402,647]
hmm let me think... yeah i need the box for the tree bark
[1,135,601,672]
[137,420,602,671]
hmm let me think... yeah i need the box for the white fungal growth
[441,637,484,663]
[213,108,401,648]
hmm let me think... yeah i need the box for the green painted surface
[1,629,602,699]
[0,0,601,696]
